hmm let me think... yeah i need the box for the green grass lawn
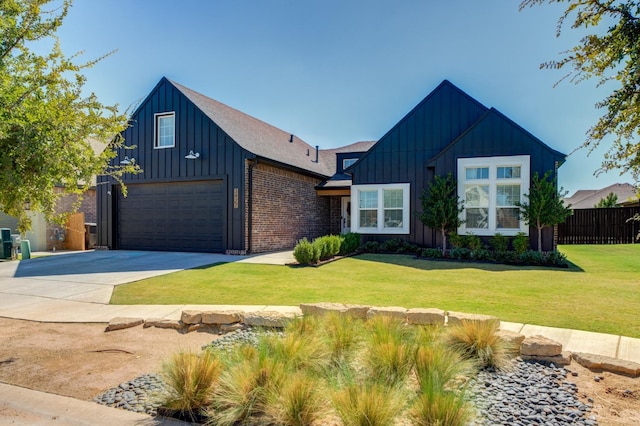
[111,244,640,338]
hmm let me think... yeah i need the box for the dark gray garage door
[117,180,224,252]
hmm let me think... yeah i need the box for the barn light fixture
[120,156,134,165]
[185,150,200,160]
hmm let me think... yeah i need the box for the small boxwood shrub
[465,233,482,251]
[448,233,466,249]
[340,232,361,255]
[381,238,402,253]
[449,247,471,260]
[293,238,319,265]
[519,250,544,265]
[470,248,491,261]
[513,232,529,255]
[421,248,443,259]
[543,250,568,266]
[490,233,508,253]
[362,241,380,253]
[313,235,342,261]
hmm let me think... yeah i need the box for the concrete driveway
[0,250,247,304]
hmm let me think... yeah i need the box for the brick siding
[46,187,96,250]
[249,163,330,253]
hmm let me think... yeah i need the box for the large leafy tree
[516,171,573,252]
[0,0,136,233]
[520,0,640,183]
[418,173,465,255]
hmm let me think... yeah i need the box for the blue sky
[53,0,634,196]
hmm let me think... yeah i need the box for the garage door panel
[117,180,224,252]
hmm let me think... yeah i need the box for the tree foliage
[520,0,640,183]
[594,191,619,207]
[0,0,137,233]
[418,173,464,255]
[516,171,573,252]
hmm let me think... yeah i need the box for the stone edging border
[105,302,640,378]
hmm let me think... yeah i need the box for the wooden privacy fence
[558,206,640,244]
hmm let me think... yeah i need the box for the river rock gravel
[93,328,598,425]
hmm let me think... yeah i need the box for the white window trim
[343,158,358,170]
[457,155,530,236]
[154,112,175,149]
[351,183,410,234]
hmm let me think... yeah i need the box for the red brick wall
[330,196,342,234]
[249,163,330,253]
[47,187,96,250]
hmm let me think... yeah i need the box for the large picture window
[155,112,175,149]
[457,156,530,236]
[352,183,410,234]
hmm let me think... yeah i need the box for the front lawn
[110,244,640,338]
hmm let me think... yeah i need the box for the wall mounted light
[185,150,200,160]
[120,156,134,165]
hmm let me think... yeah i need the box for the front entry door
[341,197,351,234]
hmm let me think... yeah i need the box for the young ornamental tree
[419,173,464,255]
[594,192,619,208]
[0,0,138,233]
[516,171,572,252]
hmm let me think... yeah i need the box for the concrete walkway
[0,249,638,424]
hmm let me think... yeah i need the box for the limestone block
[299,303,370,319]
[153,320,183,330]
[521,351,572,366]
[181,310,202,325]
[202,310,242,325]
[244,311,297,328]
[497,330,526,353]
[143,318,164,329]
[406,308,445,325]
[447,311,500,327]
[220,323,245,333]
[521,335,563,357]
[572,352,640,377]
[105,317,144,332]
[343,304,371,319]
[366,306,407,321]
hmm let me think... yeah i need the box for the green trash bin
[20,240,31,260]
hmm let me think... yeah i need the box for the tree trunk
[537,220,543,253]
[441,229,447,256]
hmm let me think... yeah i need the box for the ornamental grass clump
[266,371,328,426]
[320,312,363,365]
[332,383,405,426]
[365,315,415,387]
[446,319,512,371]
[160,349,222,420]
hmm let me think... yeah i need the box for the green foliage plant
[266,372,327,426]
[446,319,512,371]
[362,240,380,253]
[332,383,404,426]
[293,238,318,265]
[448,232,466,249]
[595,192,619,208]
[409,390,474,426]
[512,232,530,254]
[521,0,640,183]
[516,171,572,252]
[419,173,465,255]
[421,248,443,259]
[465,233,482,251]
[0,0,140,233]
[340,232,361,255]
[381,238,402,253]
[160,350,222,420]
[491,233,509,253]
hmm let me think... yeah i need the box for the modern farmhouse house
[97,78,566,253]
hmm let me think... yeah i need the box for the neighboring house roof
[316,141,376,189]
[564,183,639,209]
[170,79,340,177]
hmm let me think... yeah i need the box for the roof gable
[350,80,489,171]
[564,183,638,208]
[428,107,566,165]
[167,79,335,177]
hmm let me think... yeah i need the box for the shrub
[449,247,471,260]
[313,236,332,261]
[421,248,443,259]
[365,339,414,387]
[470,248,492,261]
[543,250,568,266]
[519,249,544,265]
[293,238,319,265]
[362,241,380,253]
[400,241,420,254]
[414,341,475,393]
[446,319,512,371]
[512,232,529,254]
[340,232,361,255]
[160,349,222,420]
[448,232,466,249]
[409,390,474,426]
[490,233,509,252]
[332,383,404,426]
[381,238,403,252]
[320,312,363,365]
[465,233,482,251]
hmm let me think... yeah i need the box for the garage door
[117,180,224,252]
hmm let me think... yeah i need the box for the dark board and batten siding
[97,79,250,252]
[349,81,565,251]
[350,81,488,248]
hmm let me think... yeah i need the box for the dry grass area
[0,317,638,425]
